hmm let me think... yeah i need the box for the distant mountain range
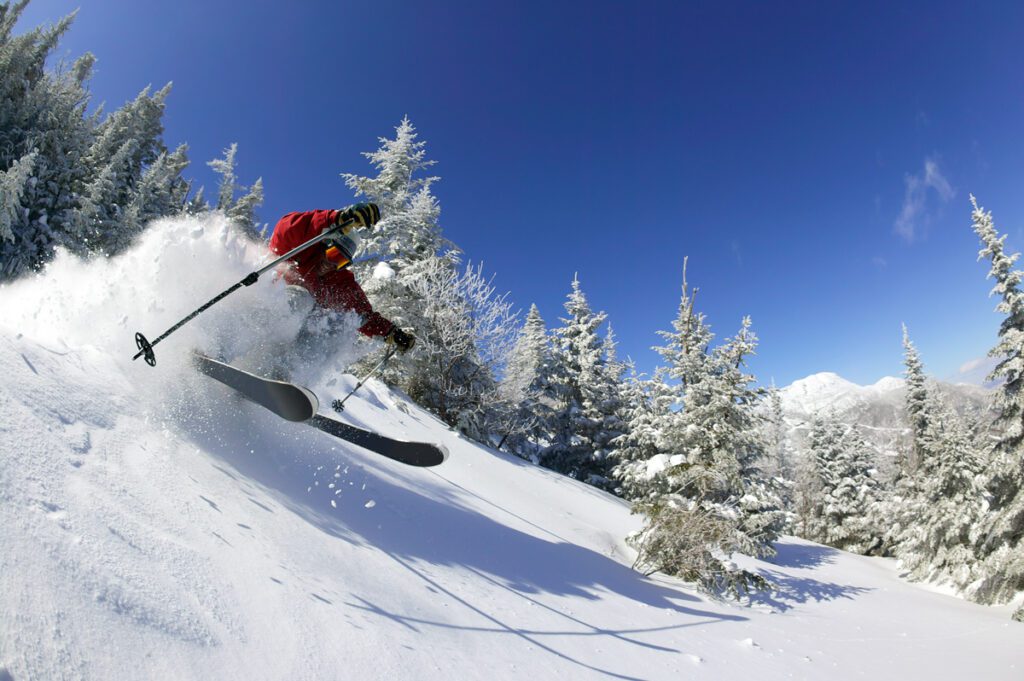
[777,372,996,472]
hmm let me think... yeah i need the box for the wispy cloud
[894,157,955,243]
[953,355,1000,387]
[731,239,743,267]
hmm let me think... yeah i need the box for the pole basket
[135,332,156,366]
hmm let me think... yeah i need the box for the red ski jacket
[268,209,393,338]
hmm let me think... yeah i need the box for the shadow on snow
[173,390,747,680]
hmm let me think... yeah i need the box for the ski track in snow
[1,216,1022,680]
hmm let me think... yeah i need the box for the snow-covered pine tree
[338,118,514,439]
[123,144,191,228]
[597,322,628,474]
[0,150,39,271]
[830,426,883,554]
[0,4,92,277]
[760,384,795,523]
[878,326,936,556]
[902,324,931,473]
[342,116,447,272]
[796,413,843,543]
[402,258,519,439]
[797,413,882,554]
[969,196,1024,618]
[610,368,675,500]
[75,83,183,254]
[0,3,194,276]
[75,139,138,252]
[895,390,988,587]
[764,385,790,479]
[207,143,265,240]
[498,303,559,458]
[626,261,781,596]
[542,275,623,487]
[714,317,786,549]
[339,118,452,386]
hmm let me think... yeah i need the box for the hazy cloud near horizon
[952,355,999,386]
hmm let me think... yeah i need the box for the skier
[268,203,415,353]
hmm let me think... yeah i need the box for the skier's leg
[285,284,316,319]
[268,285,318,379]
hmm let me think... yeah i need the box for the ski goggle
[324,231,362,269]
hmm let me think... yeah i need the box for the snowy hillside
[1,217,1022,680]
[778,371,994,462]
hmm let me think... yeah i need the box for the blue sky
[19,1,1024,386]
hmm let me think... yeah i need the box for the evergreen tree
[75,138,138,252]
[499,304,559,457]
[610,369,675,500]
[207,143,264,239]
[342,116,447,272]
[902,324,931,473]
[879,326,937,556]
[0,2,195,276]
[764,385,790,479]
[340,118,455,394]
[797,414,881,553]
[969,196,1024,614]
[338,119,516,442]
[624,261,782,596]
[75,83,180,254]
[596,322,628,473]
[0,3,92,277]
[0,150,39,272]
[761,385,795,524]
[798,414,838,543]
[401,257,519,438]
[542,275,623,487]
[895,392,988,587]
[830,427,883,554]
[123,144,191,228]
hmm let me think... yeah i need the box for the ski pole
[132,217,358,367]
[331,346,397,413]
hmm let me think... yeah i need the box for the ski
[309,414,448,467]
[193,354,447,467]
[194,354,318,422]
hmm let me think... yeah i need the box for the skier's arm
[269,210,340,254]
[270,204,379,254]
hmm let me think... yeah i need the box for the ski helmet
[324,229,362,269]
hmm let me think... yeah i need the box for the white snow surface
[1,217,1022,680]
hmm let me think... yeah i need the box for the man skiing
[268,203,415,353]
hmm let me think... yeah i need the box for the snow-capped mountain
[778,371,995,465]
[1,216,1021,680]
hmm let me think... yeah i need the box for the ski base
[193,354,447,467]
[310,414,447,467]
[194,354,317,422]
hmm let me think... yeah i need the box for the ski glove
[386,326,416,353]
[336,203,380,232]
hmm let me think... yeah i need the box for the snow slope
[1,217,1021,680]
